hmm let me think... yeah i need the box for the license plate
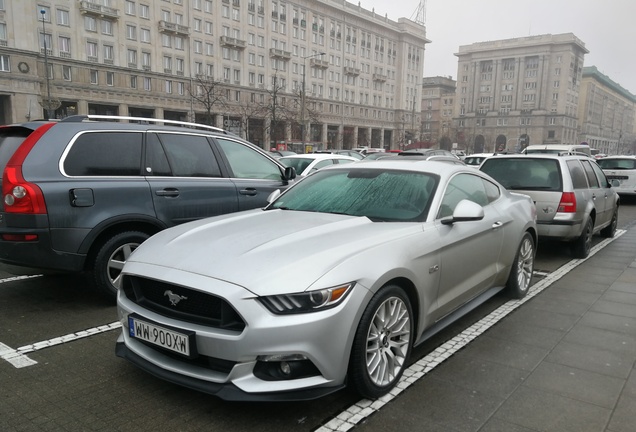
[128,315,195,357]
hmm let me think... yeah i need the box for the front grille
[123,276,245,332]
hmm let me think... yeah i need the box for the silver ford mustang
[116,159,537,401]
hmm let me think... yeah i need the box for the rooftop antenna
[410,0,427,25]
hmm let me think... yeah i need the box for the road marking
[0,322,121,368]
[317,230,626,432]
[0,274,43,284]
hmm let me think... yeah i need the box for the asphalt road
[1,197,635,432]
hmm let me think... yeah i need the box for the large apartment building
[578,66,636,155]
[0,0,428,151]
[452,33,589,153]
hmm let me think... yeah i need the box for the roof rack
[60,115,228,134]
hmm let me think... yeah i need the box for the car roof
[279,153,358,161]
[343,158,474,176]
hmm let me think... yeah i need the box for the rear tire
[506,232,535,299]
[600,208,618,238]
[350,285,413,399]
[92,231,150,297]
[571,218,593,258]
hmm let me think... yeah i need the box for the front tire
[350,285,413,399]
[506,232,535,299]
[92,231,150,297]
[571,218,593,258]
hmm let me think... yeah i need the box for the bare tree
[233,96,268,141]
[257,74,295,145]
[189,75,227,126]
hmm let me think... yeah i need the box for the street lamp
[301,52,325,148]
[40,9,53,119]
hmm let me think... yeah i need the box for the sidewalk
[349,227,636,432]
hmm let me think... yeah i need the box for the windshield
[269,168,438,222]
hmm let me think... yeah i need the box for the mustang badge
[164,290,188,306]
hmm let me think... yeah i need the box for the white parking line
[0,322,121,368]
[317,230,626,432]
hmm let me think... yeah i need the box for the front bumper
[115,263,371,401]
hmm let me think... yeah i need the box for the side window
[145,133,172,176]
[64,132,142,176]
[156,133,222,178]
[310,159,333,173]
[215,138,282,180]
[589,161,609,187]
[580,160,599,188]
[437,173,489,218]
[567,160,588,189]
[483,178,501,203]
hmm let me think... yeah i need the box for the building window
[130,75,137,88]
[106,72,114,86]
[125,1,135,15]
[140,4,149,18]
[86,41,98,59]
[126,25,137,40]
[0,54,9,72]
[141,28,150,43]
[90,69,98,84]
[85,16,97,32]
[143,77,151,91]
[62,65,71,80]
[165,80,172,93]
[57,9,70,26]
[103,45,114,62]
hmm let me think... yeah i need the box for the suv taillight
[2,123,55,214]
[557,192,577,213]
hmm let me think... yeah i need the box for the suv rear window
[597,158,636,170]
[64,132,143,176]
[0,127,32,172]
[480,158,561,191]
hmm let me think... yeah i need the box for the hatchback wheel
[572,218,593,258]
[506,232,535,299]
[600,208,618,238]
[92,231,150,297]
[350,285,412,399]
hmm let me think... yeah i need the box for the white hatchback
[597,156,636,196]
[278,153,358,176]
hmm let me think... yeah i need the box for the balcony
[220,36,246,49]
[269,48,291,60]
[59,51,71,59]
[158,21,190,36]
[257,6,264,14]
[79,0,119,20]
[310,58,329,69]
[343,66,360,76]
[373,73,387,82]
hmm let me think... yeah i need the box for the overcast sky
[358,0,636,95]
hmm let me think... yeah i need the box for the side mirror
[441,199,485,225]
[284,166,297,181]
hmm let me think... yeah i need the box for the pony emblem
[164,290,188,306]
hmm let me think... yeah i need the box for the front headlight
[258,283,354,315]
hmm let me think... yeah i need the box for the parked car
[314,150,365,160]
[464,153,496,167]
[278,153,358,176]
[522,144,592,157]
[116,159,537,401]
[480,154,619,258]
[597,156,636,196]
[0,115,296,296]
[269,149,297,158]
[398,148,458,158]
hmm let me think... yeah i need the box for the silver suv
[0,115,296,296]
[480,154,619,258]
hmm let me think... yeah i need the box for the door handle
[155,188,179,197]
[239,188,258,196]
[492,221,503,229]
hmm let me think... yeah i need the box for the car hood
[126,209,415,296]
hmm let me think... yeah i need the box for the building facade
[452,33,588,154]
[0,0,428,151]
[419,75,455,147]
[578,66,636,155]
